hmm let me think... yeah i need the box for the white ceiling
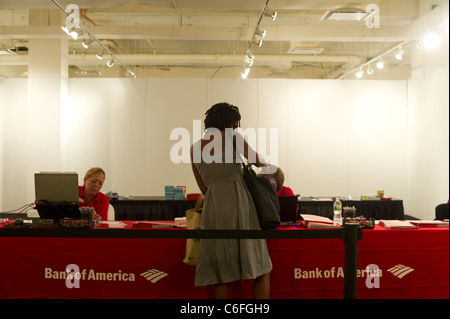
[0,0,449,79]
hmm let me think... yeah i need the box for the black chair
[435,203,449,220]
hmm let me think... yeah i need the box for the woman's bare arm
[232,131,269,167]
[190,144,207,194]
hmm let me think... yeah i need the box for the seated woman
[260,166,298,212]
[78,167,110,221]
[260,165,295,196]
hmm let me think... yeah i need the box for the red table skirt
[0,224,448,299]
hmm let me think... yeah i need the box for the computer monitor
[34,172,80,221]
[278,195,300,224]
[35,172,79,203]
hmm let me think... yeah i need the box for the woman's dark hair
[204,102,241,131]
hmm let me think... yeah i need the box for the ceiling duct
[320,8,374,21]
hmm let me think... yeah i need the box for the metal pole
[343,223,361,299]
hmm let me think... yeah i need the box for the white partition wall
[287,80,408,199]
[407,66,450,219]
[145,78,208,196]
[0,79,29,211]
[0,79,3,209]
[0,74,449,219]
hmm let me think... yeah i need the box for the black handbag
[241,164,280,230]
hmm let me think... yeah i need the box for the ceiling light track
[338,17,449,80]
[240,0,277,79]
[51,0,136,78]
[338,40,409,80]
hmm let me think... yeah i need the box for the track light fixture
[417,32,440,50]
[394,48,404,61]
[251,37,263,47]
[376,59,384,69]
[416,39,424,49]
[82,38,93,49]
[61,25,71,35]
[96,49,104,60]
[106,58,114,67]
[53,0,136,78]
[61,25,81,40]
[245,51,255,66]
[355,68,364,79]
[240,67,250,80]
[339,16,448,80]
[263,9,277,21]
[366,65,374,75]
[240,0,277,79]
[254,27,266,39]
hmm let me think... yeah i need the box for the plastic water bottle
[333,197,342,226]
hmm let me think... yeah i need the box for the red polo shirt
[277,186,295,196]
[78,186,110,221]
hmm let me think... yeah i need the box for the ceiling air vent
[0,49,16,55]
[321,9,373,21]
[0,46,28,55]
[287,42,323,55]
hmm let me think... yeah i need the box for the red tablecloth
[0,223,448,299]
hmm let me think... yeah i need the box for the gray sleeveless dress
[193,139,272,287]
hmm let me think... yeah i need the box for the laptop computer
[278,195,300,224]
[34,172,80,220]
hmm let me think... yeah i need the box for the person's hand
[255,157,270,168]
[92,211,101,221]
[256,161,269,168]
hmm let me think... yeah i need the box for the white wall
[287,80,408,199]
[0,79,4,209]
[0,79,28,211]
[63,78,209,196]
[0,74,448,219]
[407,65,450,219]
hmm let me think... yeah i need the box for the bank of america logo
[140,269,168,283]
[387,264,414,279]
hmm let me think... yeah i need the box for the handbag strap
[232,134,247,171]
[194,194,203,211]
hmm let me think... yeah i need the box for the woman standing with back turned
[190,102,272,299]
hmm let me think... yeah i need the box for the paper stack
[100,221,127,228]
[174,217,187,228]
[410,220,449,228]
[132,221,175,228]
[379,220,419,229]
[300,214,340,229]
